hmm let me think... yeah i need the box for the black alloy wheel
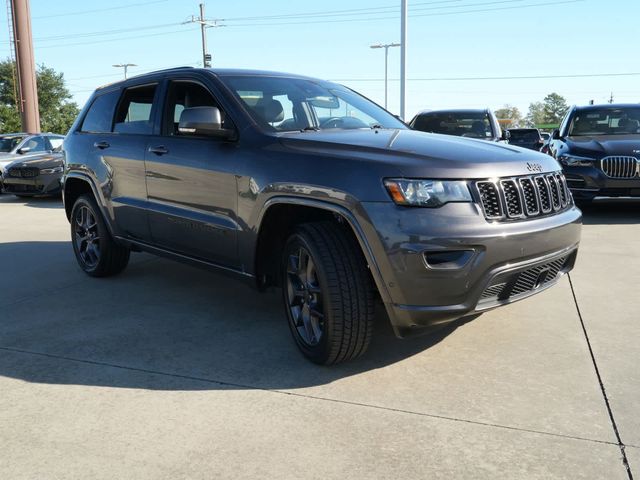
[285,246,325,347]
[70,194,130,277]
[73,204,101,269]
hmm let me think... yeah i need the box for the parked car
[409,108,509,142]
[548,103,640,204]
[507,128,545,151]
[0,133,65,177]
[0,149,64,197]
[62,67,581,364]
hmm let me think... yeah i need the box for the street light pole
[113,63,137,79]
[370,43,400,110]
[400,0,408,120]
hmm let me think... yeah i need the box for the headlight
[558,154,595,167]
[40,166,64,174]
[384,179,472,207]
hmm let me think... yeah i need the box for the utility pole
[183,3,225,68]
[113,63,137,79]
[10,0,40,133]
[608,92,614,104]
[370,43,400,110]
[400,0,407,120]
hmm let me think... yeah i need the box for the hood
[566,134,640,158]
[278,129,560,178]
[2,152,62,170]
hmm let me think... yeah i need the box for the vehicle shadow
[0,194,63,209]
[0,241,477,392]
[579,198,640,225]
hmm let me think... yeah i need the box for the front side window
[569,107,640,136]
[163,81,225,135]
[0,136,24,152]
[80,90,120,133]
[22,136,47,153]
[223,76,406,132]
[113,84,157,135]
[413,111,493,139]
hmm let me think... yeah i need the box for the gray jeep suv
[62,67,582,364]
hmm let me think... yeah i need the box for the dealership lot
[0,195,638,479]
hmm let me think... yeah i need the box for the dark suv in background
[548,104,640,203]
[507,128,545,151]
[62,67,581,364]
[410,108,509,142]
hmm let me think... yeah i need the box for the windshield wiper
[301,126,320,132]
[370,124,384,130]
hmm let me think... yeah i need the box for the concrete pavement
[0,194,637,479]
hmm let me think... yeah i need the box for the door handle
[94,141,110,149]
[148,145,169,155]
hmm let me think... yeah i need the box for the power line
[216,0,581,27]
[330,72,640,82]
[32,1,169,20]
[35,27,199,50]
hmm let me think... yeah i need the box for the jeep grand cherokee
[62,67,582,364]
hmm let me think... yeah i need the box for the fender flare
[62,172,117,237]
[255,196,393,306]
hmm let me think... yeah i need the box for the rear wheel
[282,222,374,365]
[70,194,130,277]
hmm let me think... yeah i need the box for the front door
[145,79,239,268]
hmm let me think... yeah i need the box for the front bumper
[563,164,640,200]
[360,201,582,337]
[1,173,62,196]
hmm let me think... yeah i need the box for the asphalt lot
[0,194,638,479]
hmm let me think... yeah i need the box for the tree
[494,104,523,129]
[541,92,569,125]
[525,93,569,127]
[525,101,545,127]
[0,59,79,134]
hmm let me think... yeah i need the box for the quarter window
[114,84,157,135]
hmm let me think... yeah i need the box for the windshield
[569,107,640,136]
[412,111,493,139]
[0,136,24,153]
[221,75,407,132]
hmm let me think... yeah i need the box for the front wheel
[70,194,130,277]
[282,222,374,365]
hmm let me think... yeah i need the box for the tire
[70,194,130,277]
[282,221,374,365]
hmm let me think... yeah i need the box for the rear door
[80,83,160,241]
[145,78,240,268]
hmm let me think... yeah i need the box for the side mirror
[17,146,31,154]
[178,106,235,139]
[501,130,510,141]
[552,129,560,140]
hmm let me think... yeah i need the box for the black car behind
[508,128,544,151]
[1,150,64,197]
[549,104,640,203]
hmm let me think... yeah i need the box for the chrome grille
[475,172,571,222]
[601,156,639,179]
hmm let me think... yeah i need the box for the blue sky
[0,0,638,119]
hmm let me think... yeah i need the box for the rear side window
[114,84,157,135]
[80,90,120,133]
